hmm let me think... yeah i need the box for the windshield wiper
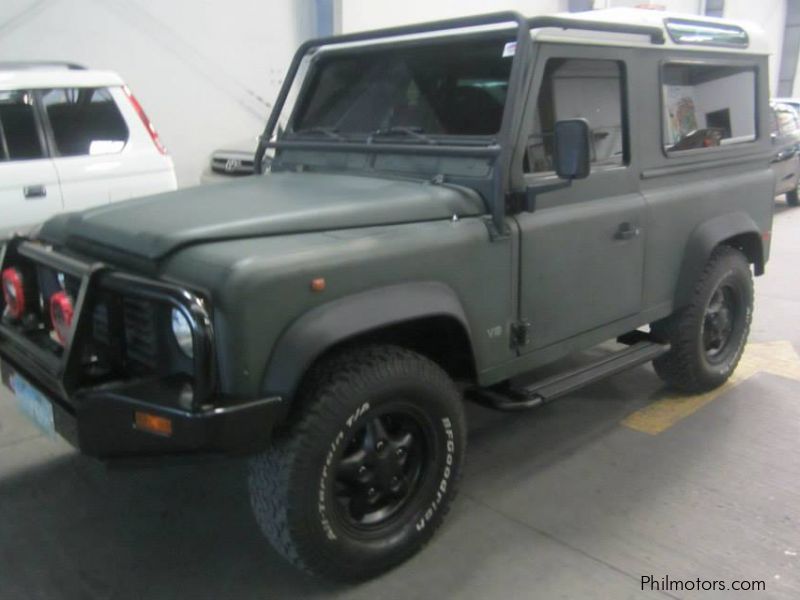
[293,126,344,140]
[367,126,437,145]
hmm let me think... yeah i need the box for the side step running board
[467,340,670,412]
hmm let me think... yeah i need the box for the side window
[776,106,800,135]
[41,87,128,157]
[662,63,756,152]
[0,90,45,162]
[525,58,626,174]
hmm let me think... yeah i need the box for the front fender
[260,281,472,399]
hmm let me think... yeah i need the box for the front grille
[211,152,255,175]
[122,297,158,370]
[92,302,111,346]
[2,240,207,402]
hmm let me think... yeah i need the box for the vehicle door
[37,86,132,212]
[0,89,63,237]
[513,46,646,351]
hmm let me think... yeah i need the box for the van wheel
[652,245,753,393]
[787,188,800,207]
[248,345,466,581]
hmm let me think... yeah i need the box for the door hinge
[510,320,531,349]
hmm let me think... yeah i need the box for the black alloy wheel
[333,408,429,531]
[702,284,739,363]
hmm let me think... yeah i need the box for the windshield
[290,36,514,139]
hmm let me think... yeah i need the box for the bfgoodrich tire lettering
[652,245,753,393]
[248,344,466,581]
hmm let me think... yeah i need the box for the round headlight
[171,308,194,358]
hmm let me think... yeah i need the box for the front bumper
[0,353,282,458]
[0,237,283,459]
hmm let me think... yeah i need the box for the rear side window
[525,58,626,174]
[662,63,756,152]
[42,87,128,156]
[0,90,45,161]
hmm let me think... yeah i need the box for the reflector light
[123,86,168,155]
[135,412,173,437]
[49,291,74,345]
[2,268,26,319]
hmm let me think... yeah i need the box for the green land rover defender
[0,9,773,580]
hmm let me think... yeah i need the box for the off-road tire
[652,245,753,393]
[248,344,466,581]
[787,188,800,207]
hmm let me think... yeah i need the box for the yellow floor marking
[622,341,800,435]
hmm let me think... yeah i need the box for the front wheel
[787,188,800,207]
[248,345,466,581]
[652,245,753,393]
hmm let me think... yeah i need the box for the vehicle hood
[40,171,485,262]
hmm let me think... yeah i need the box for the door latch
[510,320,531,349]
[23,185,47,199]
[614,222,640,241]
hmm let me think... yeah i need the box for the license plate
[7,370,55,435]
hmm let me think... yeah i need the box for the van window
[42,87,128,156]
[0,90,45,161]
[662,63,756,152]
[525,59,626,174]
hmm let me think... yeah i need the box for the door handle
[614,222,640,241]
[24,185,47,199]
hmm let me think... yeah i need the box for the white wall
[722,0,785,96]
[342,0,565,31]
[0,0,315,187]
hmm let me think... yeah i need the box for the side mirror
[553,119,591,180]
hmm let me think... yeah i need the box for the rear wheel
[248,345,466,581]
[652,245,753,393]
[787,188,799,207]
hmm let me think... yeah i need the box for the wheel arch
[674,211,764,308]
[260,281,476,402]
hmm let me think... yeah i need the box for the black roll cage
[254,11,665,234]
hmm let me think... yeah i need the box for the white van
[0,62,177,237]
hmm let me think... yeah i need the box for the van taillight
[123,86,167,155]
[2,268,26,319]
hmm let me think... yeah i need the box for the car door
[0,89,63,237]
[770,105,800,195]
[37,87,132,212]
[513,47,645,351]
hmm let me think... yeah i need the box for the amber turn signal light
[134,411,173,437]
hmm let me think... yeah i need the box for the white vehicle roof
[534,8,767,55]
[332,8,766,58]
[0,66,124,92]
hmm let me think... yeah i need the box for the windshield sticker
[502,41,516,58]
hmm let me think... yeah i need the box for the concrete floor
[1,202,799,600]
